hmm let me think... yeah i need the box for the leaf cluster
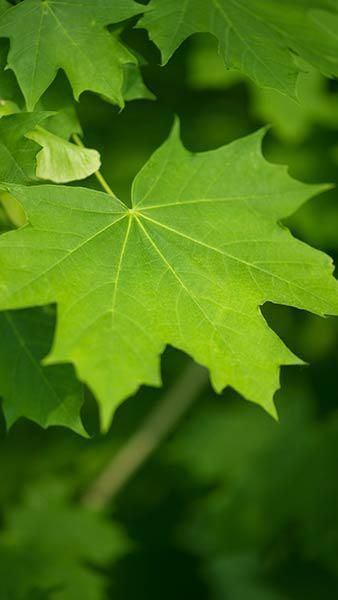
[0,2,337,597]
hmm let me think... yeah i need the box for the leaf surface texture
[0,125,337,427]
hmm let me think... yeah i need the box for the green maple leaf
[138,0,338,96]
[0,124,337,429]
[0,307,85,434]
[187,38,338,143]
[0,0,144,110]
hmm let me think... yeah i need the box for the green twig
[71,133,123,205]
[82,362,209,510]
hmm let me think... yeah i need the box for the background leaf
[0,0,145,109]
[139,0,338,96]
[0,307,85,434]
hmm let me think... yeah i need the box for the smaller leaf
[0,0,145,110]
[26,126,101,184]
[139,0,338,97]
[0,306,86,435]
[0,112,50,183]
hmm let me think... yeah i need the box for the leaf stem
[82,362,209,510]
[71,133,122,204]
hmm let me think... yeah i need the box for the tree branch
[72,133,123,205]
[82,362,209,510]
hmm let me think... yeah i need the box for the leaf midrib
[1,212,127,305]
[137,211,333,308]
[1,198,333,319]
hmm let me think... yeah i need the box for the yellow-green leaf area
[0,124,337,429]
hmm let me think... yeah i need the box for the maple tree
[0,0,338,598]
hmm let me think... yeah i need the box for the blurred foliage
[0,482,127,600]
[0,24,338,600]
